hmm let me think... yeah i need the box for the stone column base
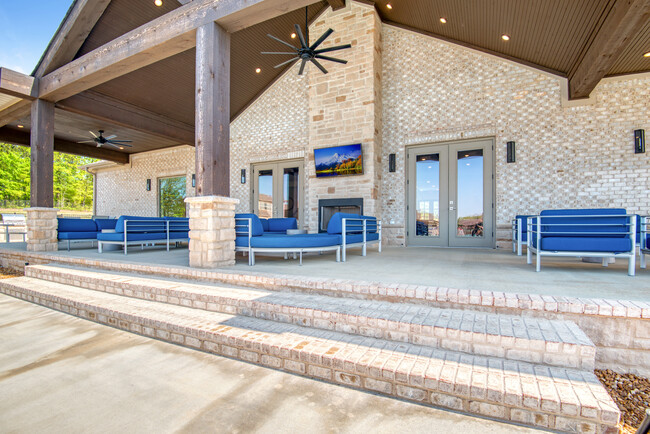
[185,196,239,268]
[25,207,59,252]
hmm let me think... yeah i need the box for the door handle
[449,206,455,211]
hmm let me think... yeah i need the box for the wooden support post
[30,99,55,208]
[195,21,230,197]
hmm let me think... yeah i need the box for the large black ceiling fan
[78,130,132,149]
[262,7,352,75]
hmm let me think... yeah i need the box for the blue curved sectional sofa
[235,212,381,265]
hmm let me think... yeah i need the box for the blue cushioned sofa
[57,217,118,251]
[526,208,637,275]
[97,216,189,254]
[235,212,381,265]
[511,214,534,256]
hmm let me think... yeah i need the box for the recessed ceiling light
[501,34,510,41]
[255,68,261,74]
[440,17,447,24]
[154,0,162,6]
[386,3,392,9]
[291,33,297,39]
[644,51,650,57]
[17,124,24,128]
[119,146,124,150]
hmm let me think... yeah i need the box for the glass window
[158,176,186,217]
[283,167,300,219]
[415,154,440,238]
[456,150,483,237]
[257,169,273,219]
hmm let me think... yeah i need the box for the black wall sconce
[192,174,196,187]
[146,179,151,191]
[388,153,396,172]
[635,129,645,154]
[506,141,516,163]
[241,169,246,184]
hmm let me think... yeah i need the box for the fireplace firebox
[318,198,363,232]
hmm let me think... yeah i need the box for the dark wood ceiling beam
[38,0,321,102]
[383,21,566,78]
[56,91,195,144]
[568,0,650,100]
[0,100,31,128]
[0,126,129,164]
[327,0,346,11]
[34,0,112,77]
[0,68,37,99]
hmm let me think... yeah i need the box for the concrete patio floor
[2,241,649,302]
[0,293,545,434]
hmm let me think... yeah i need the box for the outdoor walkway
[0,293,544,433]
[2,242,649,302]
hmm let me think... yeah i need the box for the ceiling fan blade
[107,141,133,148]
[274,57,300,69]
[310,58,328,74]
[89,131,98,138]
[104,135,117,140]
[315,54,348,65]
[266,34,297,50]
[294,24,308,48]
[107,139,132,143]
[78,140,96,144]
[309,28,334,51]
[314,44,352,54]
[298,58,308,75]
[261,52,297,55]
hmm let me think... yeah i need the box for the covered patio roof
[0,0,648,161]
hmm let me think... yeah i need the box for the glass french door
[407,138,494,247]
[252,160,303,224]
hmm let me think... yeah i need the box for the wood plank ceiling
[7,0,648,157]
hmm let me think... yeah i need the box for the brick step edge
[26,264,596,371]
[0,278,620,434]
[2,248,648,319]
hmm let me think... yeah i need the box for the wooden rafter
[57,92,195,144]
[0,101,31,128]
[327,0,346,11]
[568,0,650,100]
[0,68,37,100]
[0,126,129,164]
[38,0,320,102]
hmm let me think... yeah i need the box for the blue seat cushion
[267,218,298,233]
[58,218,97,233]
[343,233,380,244]
[251,233,341,249]
[539,209,629,237]
[534,237,632,253]
[94,218,117,231]
[58,231,98,240]
[235,213,264,236]
[98,232,188,242]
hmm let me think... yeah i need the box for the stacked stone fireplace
[318,198,363,232]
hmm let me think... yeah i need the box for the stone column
[25,207,58,252]
[185,196,239,268]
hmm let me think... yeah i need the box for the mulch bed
[596,369,650,433]
[0,266,23,279]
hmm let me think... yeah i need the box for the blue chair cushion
[115,216,166,233]
[94,218,117,231]
[515,215,534,236]
[250,233,341,249]
[58,231,98,240]
[327,213,362,234]
[98,232,189,242]
[539,209,629,237]
[343,233,380,244]
[58,218,97,233]
[260,218,269,232]
[267,218,298,233]
[534,237,632,253]
[235,213,264,237]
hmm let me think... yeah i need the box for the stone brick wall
[382,25,650,246]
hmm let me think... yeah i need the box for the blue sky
[0,1,73,74]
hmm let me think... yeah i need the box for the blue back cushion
[235,213,264,236]
[327,213,360,234]
[58,218,97,233]
[268,218,298,232]
[94,218,117,231]
[539,209,628,238]
[259,218,269,232]
[515,215,534,233]
[115,216,165,233]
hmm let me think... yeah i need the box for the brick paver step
[25,264,596,370]
[0,276,619,433]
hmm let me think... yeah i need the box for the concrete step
[26,264,596,370]
[0,276,619,433]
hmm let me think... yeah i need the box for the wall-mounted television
[314,143,363,178]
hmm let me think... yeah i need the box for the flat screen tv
[314,143,363,178]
